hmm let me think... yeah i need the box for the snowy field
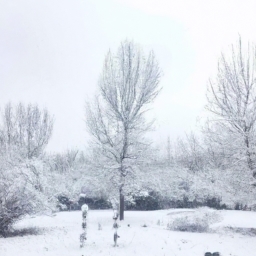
[1,208,256,256]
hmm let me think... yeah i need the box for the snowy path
[0,209,256,256]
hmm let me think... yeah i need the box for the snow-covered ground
[1,208,256,256]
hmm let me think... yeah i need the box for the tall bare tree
[205,37,256,176]
[85,40,161,220]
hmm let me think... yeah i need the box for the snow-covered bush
[126,191,161,210]
[0,175,32,235]
[0,155,58,236]
[56,195,79,211]
[78,195,111,210]
[56,203,68,211]
[167,209,221,233]
[168,215,209,233]
[0,167,49,236]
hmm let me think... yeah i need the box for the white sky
[1,0,256,153]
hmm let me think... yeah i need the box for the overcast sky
[1,0,256,153]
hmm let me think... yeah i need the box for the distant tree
[174,132,206,172]
[85,40,161,220]
[0,102,54,158]
[205,37,256,178]
[49,149,80,173]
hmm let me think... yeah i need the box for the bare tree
[0,102,54,158]
[174,132,206,172]
[85,40,161,220]
[205,37,256,176]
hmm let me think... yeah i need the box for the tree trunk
[119,191,124,221]
[245,136,254,171]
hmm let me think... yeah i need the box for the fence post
[113,209,120,247]
[80,204,88,248]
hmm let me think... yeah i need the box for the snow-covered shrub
[224,227,256,236]
[250,204,256,211]
[167,209,221,233]
[0,177,31,235]
[125,191,161,210]
[168,215,209,233]
[56,203,68,211]
[204,197,226,209]
[0,156,57,236]
[2,227,42,237]
[172,196,227,210]
[56,195,72,211]
[0,169,48,236]
[78,196,111,210]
